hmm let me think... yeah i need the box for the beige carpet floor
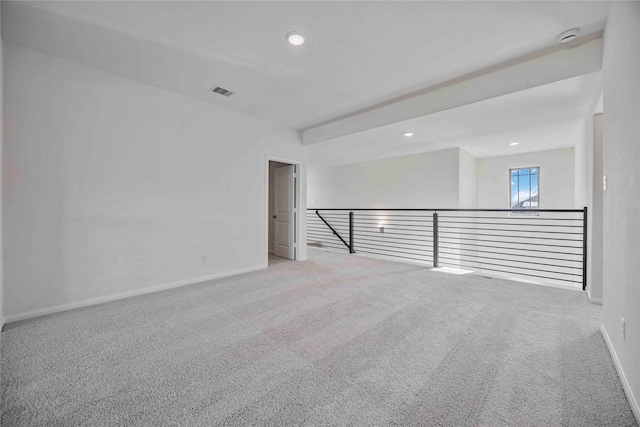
[1,248,637,426]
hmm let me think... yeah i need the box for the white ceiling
[307,72,602,164]
[1,1,609,163]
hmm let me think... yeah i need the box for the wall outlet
[201,252,210,263]
[621,317,626,340]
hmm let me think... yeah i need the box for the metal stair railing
[306,207,587,290]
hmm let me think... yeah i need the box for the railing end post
[433,212,439,268]
[582,206,588,291]
[349,211,355,254]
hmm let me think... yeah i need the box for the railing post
[349,211,355,253]
[583,206,588,291]
[433,212,439,267]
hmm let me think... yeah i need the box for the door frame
[265,155,303,265]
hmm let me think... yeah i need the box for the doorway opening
[267,158,299,265]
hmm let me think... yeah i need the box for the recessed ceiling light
[558,28,580,43]
[404,132,414,137]
[286,32,305,46]
[510,142,520,146]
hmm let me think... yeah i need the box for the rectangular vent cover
[211,86,234,97]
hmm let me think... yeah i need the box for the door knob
[272,215,276,219]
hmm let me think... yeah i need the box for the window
[510,167,539,211]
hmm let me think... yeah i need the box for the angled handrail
[316,210,353,253]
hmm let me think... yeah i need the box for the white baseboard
[600,323,640,423]
[587,291,603,305]
[3,264,267,324]
[473,270,582,292]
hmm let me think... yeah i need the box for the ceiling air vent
[210,86,234,97]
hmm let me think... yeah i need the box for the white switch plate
[603,175,607,190]
[622,317,626,340]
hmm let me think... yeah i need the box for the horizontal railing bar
[309,240,346,247]
[438,245,583,262]
[437,225,582,235]
[355,245,434,255]
[307,231,337,235]
[438,230,583,242]
[356,249,432,263]
[354,226,433,233]
[307,237,344,243]
[308,229,343,234]
[353,237,434,249]
[354,233,433,242]
[438,216,581,221]
[310,208,584,213]
[355,238,434,249]
[307,212,347,215]
[354,218,432,222]
[356,245,432,257]
[307,228,348,234]
[438,255,582,277]
[353,214,433,218]
[442,239,582,250]
[307,234,350,240]
[308,224,349,229]
[437,236,583,252]
[353,226,433,229]
[351,220,578,228]
[437,250,583,271]
[353,230,433,238]
[308,244,347,251]
[437,261,582,284]
[307,217,347,221]
[353,215,434,219]
[353,221,433,230]
[354,234,434,244]
[438,220,582,228]
[354,234,433,241]
[354,218,434,223]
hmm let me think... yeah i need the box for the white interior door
[273,164,296,260]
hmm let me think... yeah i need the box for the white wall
[601,1,640,419]
[458,149,477,209]
[308,148,461,209]
[2,42,307,319]
[477,148,575,209]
